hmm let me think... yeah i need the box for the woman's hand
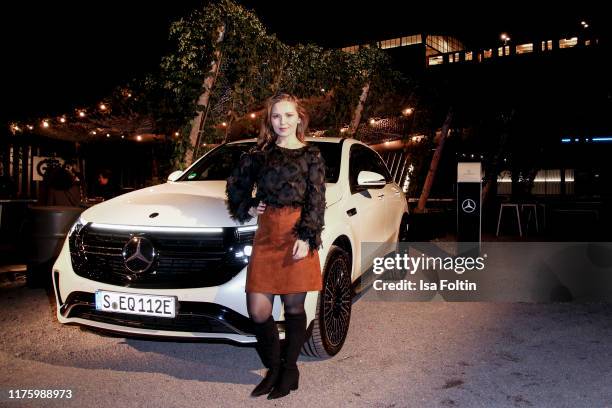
[248,201,266,217]
[292,239,310,260]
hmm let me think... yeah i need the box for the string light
[136,135,142,141]
[250,113,256,119]
[9,87,142,135]
[402,107,413,116]
[221,122,227,127]
[321,88,326,92]
[106,133,110,137]
[369,118,376,125]
[91,131,97,135]
[174,131,179,136]
[121,135,125,139]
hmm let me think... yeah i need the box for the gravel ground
[1,277,612,408]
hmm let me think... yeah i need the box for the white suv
[52,137,408,357]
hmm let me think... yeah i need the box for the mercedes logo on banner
[461,198,477,214]
[122,236,157,273]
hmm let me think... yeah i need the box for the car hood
[81,180,342,228]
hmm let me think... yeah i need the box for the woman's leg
[247,292,275,323]
[268,292,307,399]
[280,292,306,314]
[246,292,280,397]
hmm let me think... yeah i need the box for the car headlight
[233,226,257,263]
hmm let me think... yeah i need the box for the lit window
[516,43,533,54]
[401,35,422,47]
[428,55,444,66]
[465,51,473,61]
[559,37,578,49]
[379,39,401,49]
[585,40,591,46]
[427,36,452,54]
[483,49,492,59]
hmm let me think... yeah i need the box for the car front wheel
[303,245,352,358]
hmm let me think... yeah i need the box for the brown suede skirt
[245,206,323,294]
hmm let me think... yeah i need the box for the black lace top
[225,143,326,253]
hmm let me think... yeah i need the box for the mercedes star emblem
[461,198,477,214]
[122,236,156,273]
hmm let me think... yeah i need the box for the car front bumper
[51,237,285,343]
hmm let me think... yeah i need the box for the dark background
[3,1,608,124]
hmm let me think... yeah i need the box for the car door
[368,148,402,254]
[345,144,389,274]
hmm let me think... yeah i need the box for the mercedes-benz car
[52,136,409,357]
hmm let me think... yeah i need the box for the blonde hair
[256,93,309,151]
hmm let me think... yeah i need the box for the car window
[372,151,392,182]
[349,144,391,193]
[179,143,252,181]
[315,141,342,183]
[178,141,342,183]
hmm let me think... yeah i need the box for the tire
[303,245,352,358]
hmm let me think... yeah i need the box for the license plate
[95,290,177,318]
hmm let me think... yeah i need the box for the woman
[225,93,326,399]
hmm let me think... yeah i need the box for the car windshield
[177,141,342,183]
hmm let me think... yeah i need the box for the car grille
[69,224,253,289]
[61,292,255,335]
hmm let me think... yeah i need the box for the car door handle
[346,208,357,217]
[377,193,385,200]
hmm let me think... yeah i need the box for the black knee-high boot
[250,316,281,397]
[267,311,306,399]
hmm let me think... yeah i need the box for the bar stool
[496,203,522,237]
[521,203,539,233]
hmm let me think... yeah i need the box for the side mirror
[167,170,183,182]
[357,170,386,187]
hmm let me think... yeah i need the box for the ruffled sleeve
[225,150,261,224]
[292,146,326,253]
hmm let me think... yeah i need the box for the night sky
[3,1,607,125]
